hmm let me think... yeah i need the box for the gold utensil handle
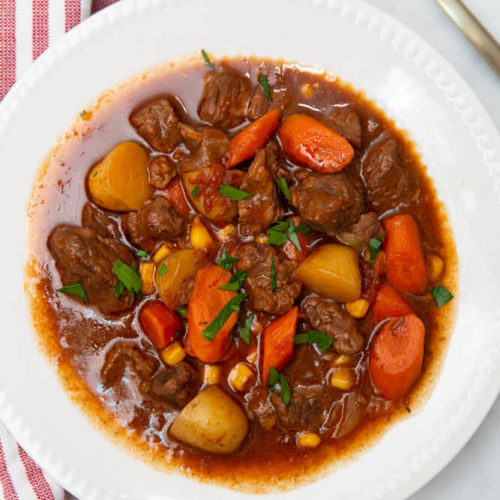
[436,0,500,77]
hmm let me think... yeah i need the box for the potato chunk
[88,142,153,211]
[170,385,249,453]
[296,244,361,302]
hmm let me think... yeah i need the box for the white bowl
[0,0,499,499]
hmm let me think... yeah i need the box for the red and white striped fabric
[0,1,119,497]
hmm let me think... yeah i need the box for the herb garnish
[275,177,291,201]
[136,250,150,259]
[202,293,247,341]
[431,286,453,308]
[92,170,98,177]
[113,281,125,298]
[113,259,142,297]
[57,282,87,301]
[267,219,310,251]
[240,313,254,345]
[219,184,254,201]
[269,367,291,405]
[270,257,277,291]
[80,110,86,117]
[191,184,200,197]
[218,246,238,270]
[201,49,215,69]
[176,307,188,318]
[369,232,385,266]
[258,75,273,102]
[219,270,248,291]
[294,330,333,351]
[158,263,168,276]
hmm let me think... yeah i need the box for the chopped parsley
[201,49,215,69]
[136,250,150,259]
[275,177,291,201]
[80,110,86,117]
[267,219,310,251]
[113,259,142,297]
[219,270,248,291]
[369,232,385,266]
[294,330,333,351]
[176,307,188,318]
[57,282,87,301]
[202,293,246,341]
[158,263,168,276]
[270,257,277,291]
[240,313,254,345]
[218,246,238,270]
[219,184,254,201]
[191,184,200,197]
[258,75,273,102]
[92,170,98,178]
[269,368,291,405]
[113,281,125,298]
[431,286,453,308]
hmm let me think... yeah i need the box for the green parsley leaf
[268,367,280,387]
[294,330,334,351]
[113,259,142,296]
[279,373,291,405]
[270,257,277,291]
[191,184,200,197]
[202,293,247,341]
[431,286,453,308]
[57,282,87,301]
[201,49,215,69]
[92,170,98,177]
[136,250,150,259]
[176,307,188,318]
[113,281,125,298]
[294,223,310,236]
[258,75,273,102]
[218,246,238,270]
[219,270,248,291]
[267,222,289,245]
[158,263,168,276]
[240,313,254,345]
[369,232,386,266]
[275,177,291,201]
[175,330,181,338]
[219,184,254,201]
[287,219,302,252]
[80,110,86,117]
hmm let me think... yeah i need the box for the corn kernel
[300,83,316,97]
[246,347,258,364]
[161,341,186,366]
[255,234,268,245]
[428,254,444,283]
[331,354,352,367]
[140,262,156,295]
[217,224,236,242]
[153,243,172,264]
[228,363,255,392]
[203,364,221,385]
[330,367,354,390]
[345,298,370,318]
[190,217,214,249]
[298,432,321,448]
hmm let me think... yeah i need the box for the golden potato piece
[88,142,153,211]
[170,385,249,453]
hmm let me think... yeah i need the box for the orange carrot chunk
[383,214,428,295]
[226,109,281,168]
[278,114,354,173]
[139,301,181,350]
[371,284,414,324]
[369,313,425,400]
[262,307,299,385]
[188,265,239,363]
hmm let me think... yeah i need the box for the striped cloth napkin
[0,1,119,498]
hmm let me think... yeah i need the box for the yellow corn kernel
[190,217,214,249]
[246,347,258,364]
[203,364,221,385]
[228,363,255,392]
[161,341,186,366]
[345,298,370,319]
[139,262,155,295]
[255,234,268,245]
[217,224,236,242]
[428,254,444,283]
[153,243,172,264]
[298,432,321,448]
[330,367,354,391]
[331,354,352,367]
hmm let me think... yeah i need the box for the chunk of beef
[338,212,384,252]
[285,344,326,386]
[179,123,231,171]
[131,98,182,153]
[198,70,252,129]
[291,171,363,236]
[265,140,292,182]
[49,226,136,314]
[325,106,362,148]
[238,149,284,235]
[149,361,200,409]
[81,202,120,239]
[326,392,367,439]
[122,197,185,251]
[247,84,269,121]
[302,295,364,354]
[272,385,330,432]
[362,137,411,211]
[236,243,302,315]
[245,385,277,430]
[148,155,177,189]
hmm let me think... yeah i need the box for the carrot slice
[278,114,354,173]
[226,109,281,168]
[262,307,298,385]
[383,214,428,295]
[371,284,414,324]
[188,265,238,363]
[139,301,181,350]
[369,313,425,400]
[161,178,190,218]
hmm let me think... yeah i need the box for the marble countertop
[363,1,500,498]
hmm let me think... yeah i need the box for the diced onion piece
[297,432,321,448]
[140,262,155,295]
[228,363,255,392]
[345,298,370,318]
[161,341,186,366]
[329,367,354,390]
[203,364,222,385]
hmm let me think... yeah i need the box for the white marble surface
[363,1,500,498]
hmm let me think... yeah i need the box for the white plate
[0,0,499,499]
